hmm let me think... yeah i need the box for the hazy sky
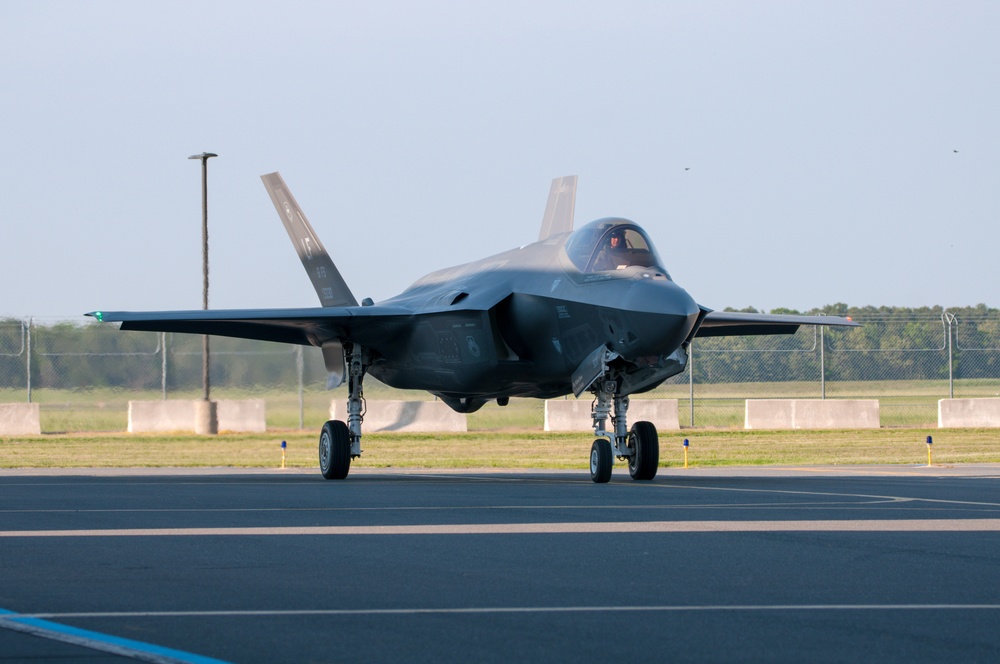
[2,1,997,320]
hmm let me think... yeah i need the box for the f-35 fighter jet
[90,173,857,482]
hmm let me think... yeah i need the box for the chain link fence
[658,311,1000,427]
[2,311,998,432]
[0,318,332,432]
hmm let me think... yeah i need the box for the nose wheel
[590,439,613,483]
[588,422,659,483]
[587,374,659,482]
[627,421,659,480]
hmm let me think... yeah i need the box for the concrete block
[544,399,680,432]
[0,403,41,435]
[331,400,467,433]
[217,399,267,433]
[194,399,218,435]
[745,399,880,430]
[938,398,1000,428]
[128,400,196,433]
[128,399,267,433]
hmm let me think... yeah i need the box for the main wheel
[627,421,659,480]
[590,438,613,483]
[319,420,351,480]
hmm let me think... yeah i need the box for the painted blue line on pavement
[0,607,231,664]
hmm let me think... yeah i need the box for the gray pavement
[1,466,999,662]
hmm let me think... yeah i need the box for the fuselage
[360,218,701,405]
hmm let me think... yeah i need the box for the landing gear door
[322,341,346,389]
[571,345,618,397]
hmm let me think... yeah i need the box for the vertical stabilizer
[537,175,577,242]
[261,172,358,307]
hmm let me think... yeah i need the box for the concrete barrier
[331,400,467,433]
[128,400,191,433]
[194,399,218,435]
[544,399,680,432]
[218,400,267,433]
[0,403,41,435]
[745,399,880,429]
[938,398,1000,428]
[128,399,267,433]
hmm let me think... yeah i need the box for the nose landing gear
[588,374,659,483]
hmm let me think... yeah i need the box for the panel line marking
[2,519,1000,537]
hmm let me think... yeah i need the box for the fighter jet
[89,173,857,483]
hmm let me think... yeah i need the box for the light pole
[188,152,218,434]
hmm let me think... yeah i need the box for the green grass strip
[2,429,997,470]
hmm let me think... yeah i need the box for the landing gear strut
[588,371,659,483]
[319,343,366,480]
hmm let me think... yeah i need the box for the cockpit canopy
[564,218,670,277]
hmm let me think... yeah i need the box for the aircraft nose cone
[623,277,699,317]
[618,277,700,356]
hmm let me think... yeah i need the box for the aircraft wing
[85,306,410,347]
[695,310,858,338]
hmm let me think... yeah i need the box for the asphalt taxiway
[2,465,999,663]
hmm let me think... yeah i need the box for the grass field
[7,376,1000,433]
[3,379,998,470]
[2,428,998,470]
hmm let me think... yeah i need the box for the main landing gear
[588,375,659,484]
[316,343,659,484]
[319,343,366,480]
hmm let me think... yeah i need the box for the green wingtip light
[94,311,104,322]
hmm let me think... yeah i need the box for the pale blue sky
[2,0,997,319]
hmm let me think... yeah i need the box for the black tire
[628,421,659,480]
[319,420,351,480]
[590,438,613,484]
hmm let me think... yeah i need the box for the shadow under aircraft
[89,173,857,483]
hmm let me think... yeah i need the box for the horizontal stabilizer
[261,172,358,307]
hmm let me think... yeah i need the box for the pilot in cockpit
[592,228,628,271]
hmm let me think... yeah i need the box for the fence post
[820,325,825,400]
[25,318,32,403]
[297,344,305,430]
[161,332,167,399]
[945,312,955,399]
[688,339,695,426]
